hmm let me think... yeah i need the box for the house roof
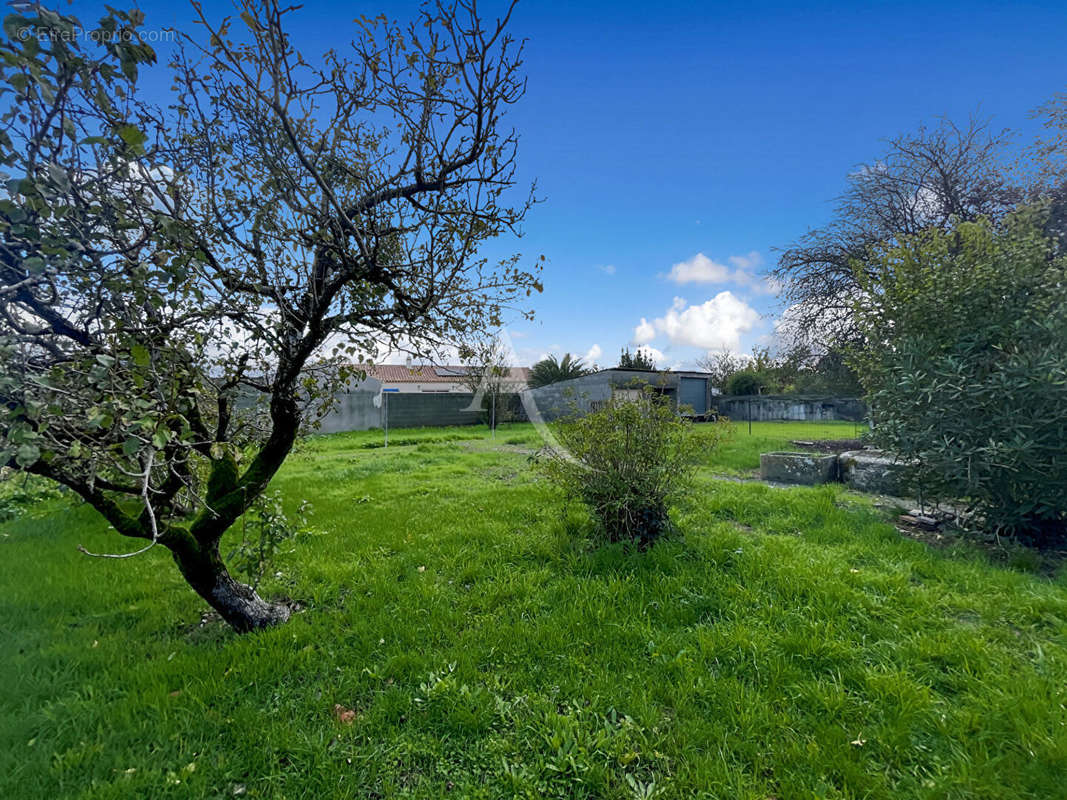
[596,367,713,378]
[356,364,531,384]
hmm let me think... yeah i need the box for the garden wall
[386,392,480,429]
[314,390,382,433]
[714,395,865,422]
[314,391,526,433]
[522,374,615,422]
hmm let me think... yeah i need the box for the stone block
[759,451,839,485]
[837,450,914,496]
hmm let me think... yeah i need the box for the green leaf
[2,15,29,42]
[130,344,150,368]
[15,443,40,467]
[87,409,113,429]
[115,124,147,149]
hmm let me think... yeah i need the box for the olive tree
[851,207,1067,545]
[0,0,540,631]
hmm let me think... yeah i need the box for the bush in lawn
[540,386,717,546]
[852,205,1067,546]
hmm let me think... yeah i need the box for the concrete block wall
[315,391,383,434]
[714,395,865,422]
[384,392,482,429]
[314,390,529,432]
[522,373,615,422]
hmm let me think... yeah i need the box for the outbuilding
[523,368,717,421]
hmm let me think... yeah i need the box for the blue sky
[70,0,1067,368]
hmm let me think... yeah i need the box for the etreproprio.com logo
[15,24,176,44]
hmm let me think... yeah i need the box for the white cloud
[651,291,761,351]
[728,250,763,271]
[666,253,731,284]
[598,264,616,276]
[633,317,656,345]
[319,328,463,366]
[373,340,462,365]
[584,343,602,362]
[754,275,783,295]
[771,295,856,353]
[666,251,779,295]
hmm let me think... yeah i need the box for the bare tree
[1029,91,1067,242]
[459,334,523,428]
[773,115,1020,347]
[0,0,540,631]
[695,350,745,392]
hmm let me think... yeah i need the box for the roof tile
[355,364,530,384]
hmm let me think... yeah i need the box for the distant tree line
[698,346,862,396]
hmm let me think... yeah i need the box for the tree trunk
[169,536,290,633]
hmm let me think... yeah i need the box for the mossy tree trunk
[168,534,290,632]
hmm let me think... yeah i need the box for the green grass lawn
[2,421,1066,799]
[697,419,865,475]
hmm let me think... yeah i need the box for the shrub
[539,387,720,546]
[725,370,765,396]
[852,207,1067,545]
[0,470,62,522]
